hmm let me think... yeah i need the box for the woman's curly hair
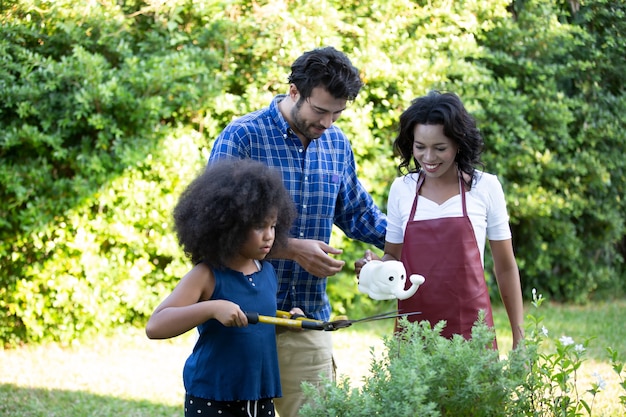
[393,91,485,188]
[173,159,296,267]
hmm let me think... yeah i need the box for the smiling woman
[376,91,524,351]
[412,124,459,184]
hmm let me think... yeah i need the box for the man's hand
[288,239,345,278]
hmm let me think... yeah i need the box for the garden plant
[1,0,625,414]
[300,290,626,416]
[1,0,625,360]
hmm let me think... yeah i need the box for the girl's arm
[145,263,248,339]
[489,238,524,349]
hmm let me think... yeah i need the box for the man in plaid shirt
[208,46,386,417]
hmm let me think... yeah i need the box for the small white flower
[559,335,575,346]
[592,372,607,390]
[541,326,549,336]
[574,344,585,353]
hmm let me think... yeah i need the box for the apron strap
[408,173,425,220]
[459,173,468,217]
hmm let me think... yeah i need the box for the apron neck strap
[408,173,424,220]
[459,173,468,217]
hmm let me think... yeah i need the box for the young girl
[146,158,297,417]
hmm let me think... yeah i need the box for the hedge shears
[244,310,421,331]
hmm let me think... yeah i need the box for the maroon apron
[398,173,495,345]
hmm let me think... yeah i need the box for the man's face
[290,86,348,141]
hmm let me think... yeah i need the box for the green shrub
[300,292,626,416]
[301,313,523,417]
[1,0,625,346]
[0,0,220,345]
[474,0,626,303]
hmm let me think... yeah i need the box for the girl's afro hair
[173,158,296,267]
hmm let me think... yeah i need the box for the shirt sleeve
[208,123,251,161]
[483,174,512,241]
[333,145,387,250]
[385,176,416,244]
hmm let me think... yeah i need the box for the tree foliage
[1,0,624,346]
[477,0,626,301]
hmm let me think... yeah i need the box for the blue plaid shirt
[208,95,387,321]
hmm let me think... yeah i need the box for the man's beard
[290,101,324,141]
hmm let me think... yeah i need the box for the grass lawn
[1,301,625,416]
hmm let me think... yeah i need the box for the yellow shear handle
[245,311,324,330]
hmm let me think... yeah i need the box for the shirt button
[299,148,303,153]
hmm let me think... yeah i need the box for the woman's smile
[413,124,458,178]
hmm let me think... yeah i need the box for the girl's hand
[211,300,248,327]
[285,307,306,332]
[289,307,305,318]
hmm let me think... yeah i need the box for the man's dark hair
[288,46,363,101]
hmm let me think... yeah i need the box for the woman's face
[412,124,458,179]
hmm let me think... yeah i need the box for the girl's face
[412,124,458,180]
[239,213,277,261]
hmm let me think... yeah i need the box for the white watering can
[358,260,425,300]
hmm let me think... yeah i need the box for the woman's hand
[354,249,381,278]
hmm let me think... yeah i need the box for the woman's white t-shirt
[385,171,512,267]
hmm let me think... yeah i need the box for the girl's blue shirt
[182,261,281,401]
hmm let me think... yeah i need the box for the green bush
[301,314,523,417]
[300,294,626,416]
[1,0,625,346]
[475,0,626,302]
[0,0,220,345]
